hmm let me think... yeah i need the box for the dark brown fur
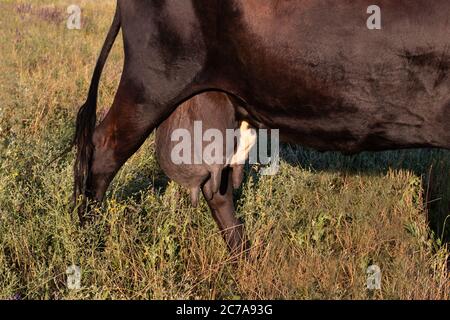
[74,0,450,254]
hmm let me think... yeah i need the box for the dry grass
[0,0,448,300]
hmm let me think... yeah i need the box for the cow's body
[227,1,450,152]
[117,0,450,152]
[74,0,450,253]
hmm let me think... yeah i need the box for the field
[0,0,448,299]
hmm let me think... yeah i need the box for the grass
[0,0,448,299]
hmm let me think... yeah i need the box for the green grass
[0,0,448,299]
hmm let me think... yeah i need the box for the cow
[74,0,450,254]
[156,92,253,254]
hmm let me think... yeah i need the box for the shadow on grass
[279,144,450,244]
[112,170,170,204]
[113,142,450,245]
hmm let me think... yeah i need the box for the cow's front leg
[203,167,250,257]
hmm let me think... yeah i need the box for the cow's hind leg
[86,83,150,203]
[74,0,210,220]
[203,167,249,257]
[78,79,194,221]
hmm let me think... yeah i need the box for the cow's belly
[223,0,450,152]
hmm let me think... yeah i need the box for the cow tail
[74,5,121,203]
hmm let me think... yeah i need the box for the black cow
[74,1,450,253]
